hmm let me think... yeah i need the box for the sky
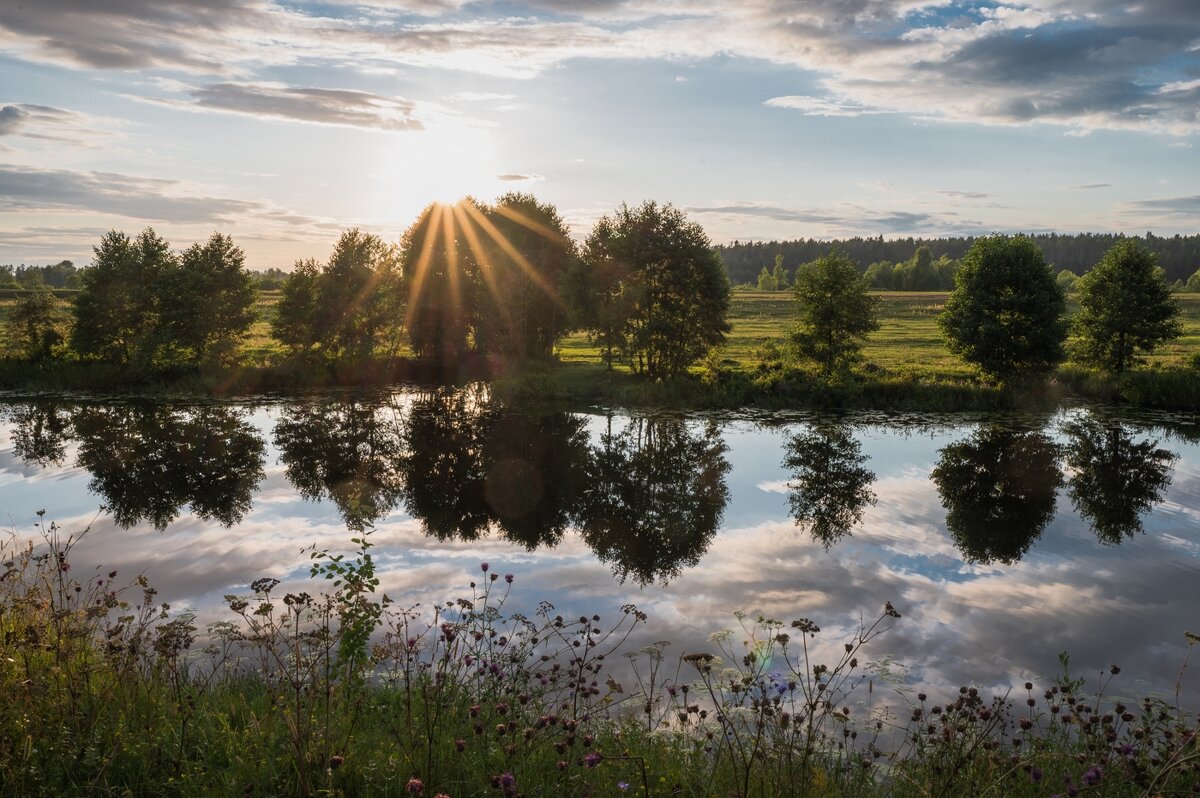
[1,0,1198,268]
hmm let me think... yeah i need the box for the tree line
[4,195,730,379]
[720,232,1200,287]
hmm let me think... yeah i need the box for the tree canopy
[1070,240,1181,374]
[938,235,1067,384]
[790,250,880,376]
[579,201,730,379]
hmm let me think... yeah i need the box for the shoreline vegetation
[2,518,1197,797]
[3,206,1200,411]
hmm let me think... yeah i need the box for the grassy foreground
[2,520,1198,797]
[4,291,1200,410]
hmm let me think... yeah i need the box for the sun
[379,121,503,215]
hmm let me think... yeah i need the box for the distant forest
[717,233,1200,286]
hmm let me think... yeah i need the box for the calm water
[2,387,1199,704]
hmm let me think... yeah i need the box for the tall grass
[2,516,1197,796]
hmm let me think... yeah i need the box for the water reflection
[782,423,875,548]
[578,417,730,584]
[274,398,403,532]
[931,424,1063,565]
[397,388,590,549]
[1063,417,1178,545]
[6,400,73,467]
[73,403,265,530]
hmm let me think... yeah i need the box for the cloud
[495,173,545,182]
[684,200,988,236]
[1071,183,1112,190]
[0,103,98,144]
[935,190,992,199]
[185,82,426,131]
[0,164,323,226]
[1,0,1199,134]
[1125,195,1200,220]
[764,95,884,117]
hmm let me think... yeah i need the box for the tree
[4,287,68,361]
[473,193,577,360]
[790,251,880,376]
[72,228,175,366]
[157,233,257,365]
[272,230,403,361]
[771,254,789,290]
[1056,269,1079,295]
[399,203,477,365]
[938,235,1067,383]
[580,202,730,379]
[1070,241,1181,374]
[756,266,777,291]
[783,423,875,548]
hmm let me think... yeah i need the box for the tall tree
[473,193,577,360]
[271,230,403,361]
[1070,240,1181,374]
[400,203,478,365]
[783,423,875,548]
[157,233,257,365]
[938,235,1067,384]
[790,251,880,377]
[579,201,730,379]
[72,228,174,366]
[4,287,68,361]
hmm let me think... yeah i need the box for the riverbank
[2,525,1196,797]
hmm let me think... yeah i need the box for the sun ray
[452,202,516,335]
[440,201,464,346]
[490,203,570,245]
[403,203,445,332]
[458,200,567,310]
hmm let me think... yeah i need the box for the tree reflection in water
[577,416,730,585]
[782,423,875,549]
[1063,415,1177,545]
[274,398,404,533]
[5,399,75,467]
[932,424,1063,565]
[71,403,265,530]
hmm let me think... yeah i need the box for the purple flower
[406,777,424,795]
[617,782,630,791]
[499,772,515,789]
[481,562,489,572]
[1082,767,1102,786]
[583,752,602,768]
[1030,767,1043,783]
[505,573,514,584]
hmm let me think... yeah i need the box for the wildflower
[498,772,516,794]
[455,738,466,753]
[329,755,344,770]
[1110,665,1121,675]
[557,760,568,771]
[618,782,630,791]
[1030,767,1043,783]
[505,574,514,583]
[434,794,450,798]
[406,777,424,794]
[491,573,498,582]
[481,562,489,572]
[1082,767,1102,786]
[583,752,602,768]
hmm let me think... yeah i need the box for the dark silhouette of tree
[783,424,875,548]
[5,399,76,467]
[577,416,730,584]
[790,251,880,377]
[931,425,1063,564]
[272,230,403,361]
[939,235,1067,384]
[72,229,174,367]
[473,193,578,361]
[1070,240,1182,374]
[580,202,730,378]
[156,233,257,365]
[1063,416,1177,544]
[273,398,403,532]
[399,203,478,365]
[72,403,265,530]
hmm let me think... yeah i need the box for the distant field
[4,288,1200,375]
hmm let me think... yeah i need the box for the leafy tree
[580,202,730,379]
[4,287,68,361]
[399,203,478,365]
[1070,241,1181,374]
[783,423,875,548]
[772,254,789,290]
[157,233,257,365]
[1056,269,1079,294]
[272,230,403,361]
[863,260,894,290]
[473,193,577,360]
[1185,267,1200,293]
[931,425,1062,565]
[1063,416,1176,545]
[938,235,1067,384]
[790,251,880,376]
[72,229,174,366]
[756,266,777,291]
